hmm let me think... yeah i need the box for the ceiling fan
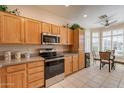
[98,14,117,27]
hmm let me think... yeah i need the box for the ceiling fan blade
[109,20,117,24]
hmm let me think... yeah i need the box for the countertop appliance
[39,48,64,87]
[41,33,60,44]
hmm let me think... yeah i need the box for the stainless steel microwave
[41,33,60,44]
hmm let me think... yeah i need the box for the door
[64,56,73,76]
[60,27,67,45]
[7,71,26,88]
[72,55,79,72]
[78,51,85,69]
[24,18,41,44]
[1,13,24,44]
[67,29,73,45]
[51,24,59,35]
[42,22,51,33]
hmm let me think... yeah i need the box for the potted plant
[69,23,85,30]
[0,5,8,12]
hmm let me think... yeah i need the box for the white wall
[7,5,70,25]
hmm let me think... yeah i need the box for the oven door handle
[45,57,64,62]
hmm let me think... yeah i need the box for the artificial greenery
[69,23,85,30]
[0,5,20,15]
[0,5,8,12]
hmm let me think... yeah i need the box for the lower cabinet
[27,61,44,88]
[0,61,44,88]
[78,51,85,69]
[0,68,6,88]
[7,70,26,88]
[0,69,1,88]
[64,53,85,76]
[6,64,27,88]
[72,55,79,72]
[64,56,73,76]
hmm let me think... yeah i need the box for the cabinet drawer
[28,79,44,88]
[7,64,26,73]
[28,66,44,74]
[28,61,44,68]
[28,71,44,83]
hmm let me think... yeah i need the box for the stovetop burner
[39,51,64,60]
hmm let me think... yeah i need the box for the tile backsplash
[0,44,70,56]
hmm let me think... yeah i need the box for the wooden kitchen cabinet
[67,29,73,45]
[72,29,85,52]
[6,64,26,88]
[24,18,41,44]
[0,68,6,88]
[51,24,60,35]
[0,12,2,43]
[72,55,79,72]
[1,12,24,44]
[64,56,73,76]
[78,51,85,70]
[27,61,44,88]
[42,22,51,33]
[60,26,68,45]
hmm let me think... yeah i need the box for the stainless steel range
[39,48,64,87]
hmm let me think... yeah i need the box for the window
[92,32,100,52]
[112,30,124,56]
[102,31,111,51]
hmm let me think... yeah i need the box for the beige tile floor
[49,62,124,88]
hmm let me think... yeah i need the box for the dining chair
[99,52,113,72]
[92,51,100,65]
[111,50,115,70]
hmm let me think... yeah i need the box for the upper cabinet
[41,22,51,33]
[51,24,60,35]
[67,29,73,45]
[0,12,2,43]
[72,29,85,52]
[24,18,41,44]
[1,12,24,44]
[60,26,68,45]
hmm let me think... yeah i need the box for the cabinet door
[0,13,3,43]
[24,18,41,44]
[0,68,7,88]
[72,55,79,72]
[79,51,85,69]
[7,71,26,88]
[42,22,51,33]
[0,68,1,88]
[67,29,73,45]
[64,56,73,76]
[60,27,67,44]
[51,24,59,35]
[1,13,24,44]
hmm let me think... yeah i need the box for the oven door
[45,58,64,87]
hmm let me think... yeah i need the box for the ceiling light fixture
[83,14,87,18]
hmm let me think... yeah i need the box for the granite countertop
[0,56,44,68]
[63,52,79,57]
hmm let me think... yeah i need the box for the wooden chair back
[99,52,111,60]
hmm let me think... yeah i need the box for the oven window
[45,59,64,79]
